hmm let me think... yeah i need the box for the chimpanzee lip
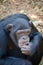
[21,47,30,51]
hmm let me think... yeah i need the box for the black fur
[0,14,43,65]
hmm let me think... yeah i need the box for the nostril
[25,43,29,46]
[23,38,26,40]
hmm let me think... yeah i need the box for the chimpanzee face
[16,29,32,55]
[18,35,30,48]
[18,35,31,55]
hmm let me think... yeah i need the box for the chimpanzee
[0,14,43,65]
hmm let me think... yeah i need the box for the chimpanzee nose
[25,43,29,46]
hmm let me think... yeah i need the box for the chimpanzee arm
[30,33,43,65]
[29,32,42,55]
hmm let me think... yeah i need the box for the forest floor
[0,0,43,65]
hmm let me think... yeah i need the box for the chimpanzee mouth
[21,47,31,55]
[21,46,31,51]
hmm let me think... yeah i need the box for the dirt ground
[0,0,43,20]
[0,0,43,33]
[0,0,43,65]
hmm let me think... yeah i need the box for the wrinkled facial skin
[18,35,29,47]
[18,35,31,55]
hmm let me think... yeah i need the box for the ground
[0,0,43,65]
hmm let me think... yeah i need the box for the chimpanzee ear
[28,21,33,27]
